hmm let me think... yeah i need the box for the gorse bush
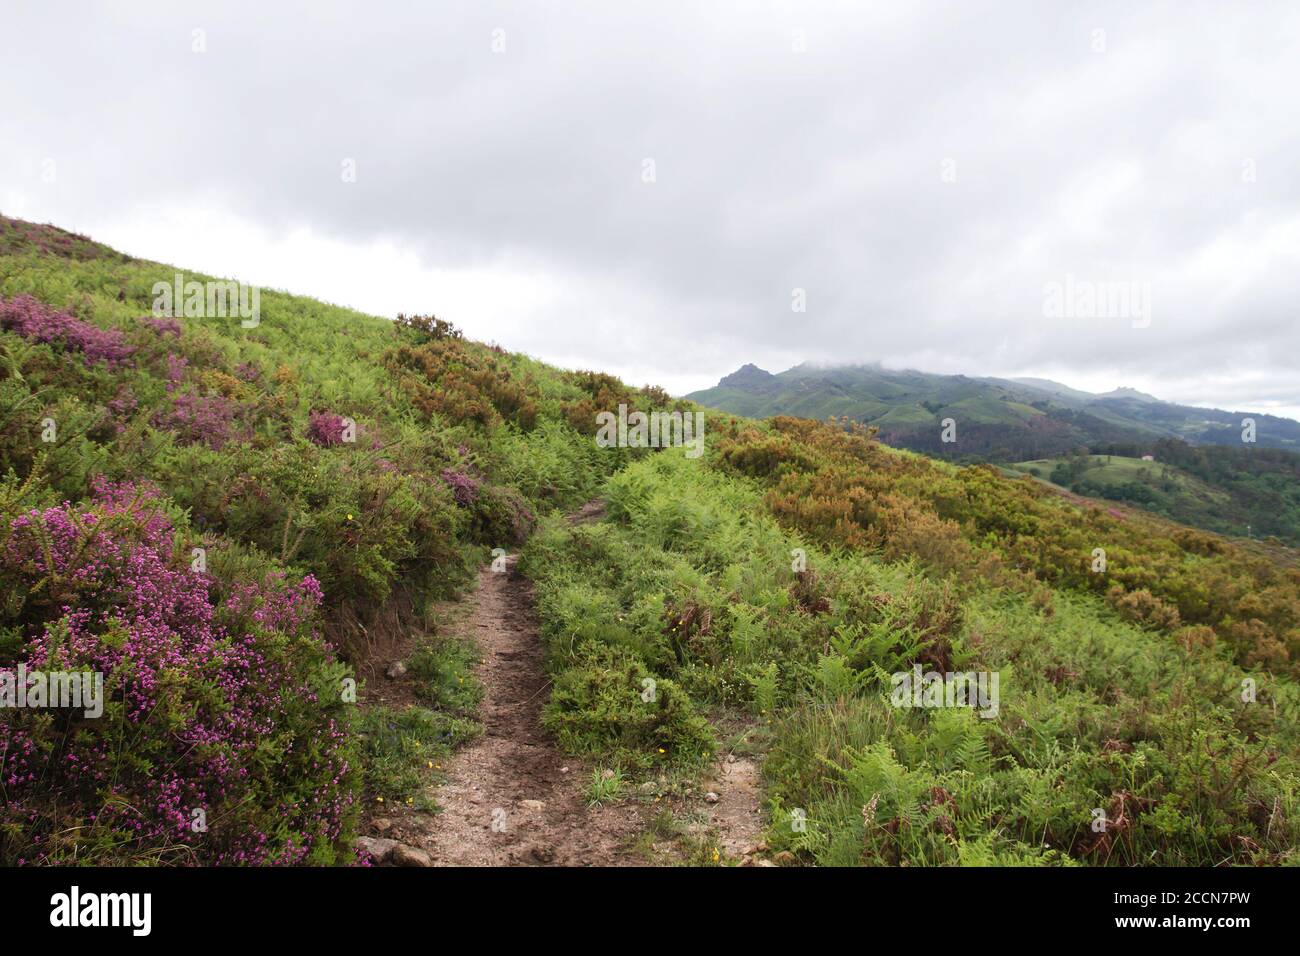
[439,461,536,545]
[385,335,539,430]
[393,312,462,343]
[543,643,714,768]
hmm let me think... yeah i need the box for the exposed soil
[361,500,767,866]
[702,755,765,858]
[567,499,608,525]
[418,554,646,865]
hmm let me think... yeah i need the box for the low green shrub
[543,643,714,769]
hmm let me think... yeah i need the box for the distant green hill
[687,362,1300,460]
[1004,453,1300,543]
[1026,443,1300,545]
[689,363,1300,542]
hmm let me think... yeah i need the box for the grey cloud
[2,0,1298,411]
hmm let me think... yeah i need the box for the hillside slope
[0,215,672,864]
[690,361,1300,542]
[1007,453,1300,546]
[2,216,1299,867]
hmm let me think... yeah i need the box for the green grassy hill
[690,362,1300,543]
[1010,454,1228,501]
[1009,453,1300,545]
[687,362,1300,457]
[0,214,662,864]
[3,216,1299,867]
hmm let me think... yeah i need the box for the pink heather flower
[0,294,134,368]
[106,388,139,433]
[307,411,349,447]
[164,351,189,391]
[152,391,243,450]
[139,315,182,338]
[440,468,480,507]
[0,480,353,866]
[234,361,262,383]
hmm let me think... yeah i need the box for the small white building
[1141,454,1155,461]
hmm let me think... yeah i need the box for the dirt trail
[370,498,767,866]
[702,755,765,857]
[419,554,645,865]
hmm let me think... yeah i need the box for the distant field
[1011,453,1230,493]
[1007,454,1259,539]
[1014,453,1209,486]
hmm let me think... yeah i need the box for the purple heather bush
[0,294,134,368]
[138,315,182,338]
[0,479,358,865]
[152,391,243,450]
[105,388,139,434]
[440,467,481,507]
[164,351,188,391]
[151,349,248,448]
[307,411,350,448]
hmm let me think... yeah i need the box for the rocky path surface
[361,500,767,867]
[419,555,645,865]
[702,754,765,858]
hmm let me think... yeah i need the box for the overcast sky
[3,1,1298,418]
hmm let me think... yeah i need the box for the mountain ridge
[687,362,1300,455]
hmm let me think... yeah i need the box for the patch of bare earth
[567,498,607,525]
[417,555,647,866]
[363,500,769,866]
[702,754,766,859]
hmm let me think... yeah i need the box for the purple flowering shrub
[307,411,351,447]
[152,391,244,450]
[306,412,385,453]
[146,351,250,450]
[0,294,134,368]
[0,479,359,865]
[104,387,140,435]
[440,467,481,507]
[165,351,189,389]
[138,315,182,338]
[441,468,534,544]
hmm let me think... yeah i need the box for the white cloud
[1,0,1297,416]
